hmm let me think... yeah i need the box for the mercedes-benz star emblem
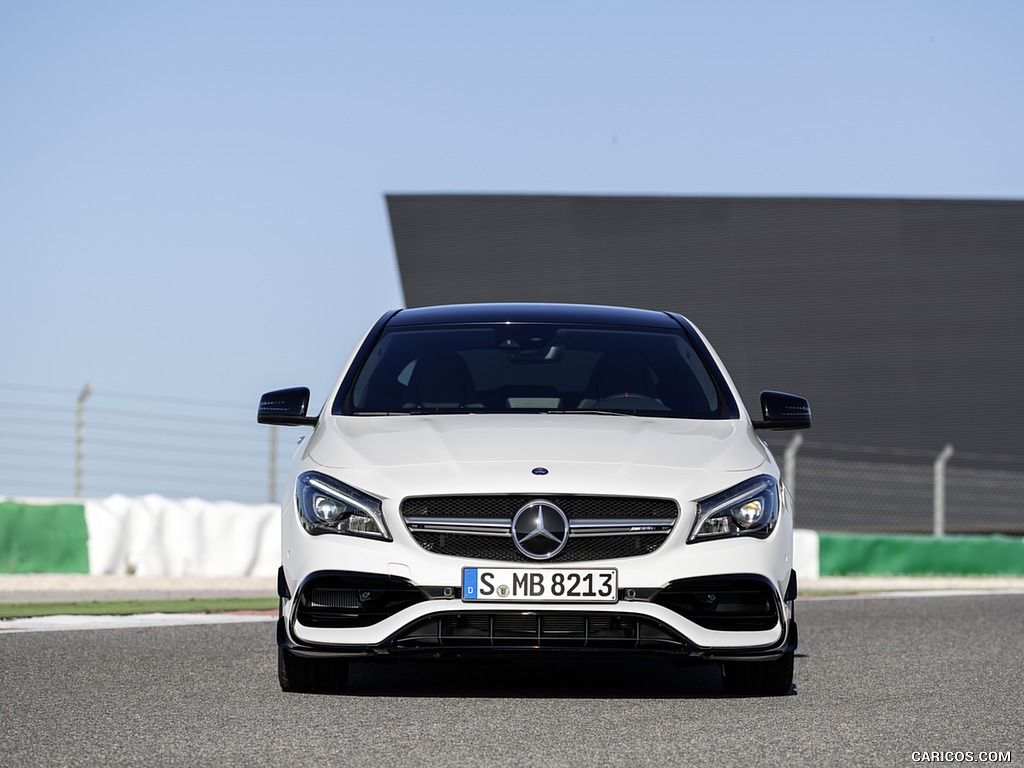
[511,500,569,560]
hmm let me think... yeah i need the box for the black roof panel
[386,302,678,328]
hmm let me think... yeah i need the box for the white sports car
[259,303,811,695]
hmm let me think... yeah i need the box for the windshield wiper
[541,409,632,416]
[355,410,482,416]
[408,409,483,415]
[356,409,635,417]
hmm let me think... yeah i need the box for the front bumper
[278,568,798,663]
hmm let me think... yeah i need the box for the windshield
[338,323,734,418]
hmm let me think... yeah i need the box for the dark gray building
[386,194,1024,533]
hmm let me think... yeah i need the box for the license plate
[462,567,618,603]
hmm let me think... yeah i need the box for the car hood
[305,414,768,473]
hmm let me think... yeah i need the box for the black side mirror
[258,387,318,426]
[752,390,811,431]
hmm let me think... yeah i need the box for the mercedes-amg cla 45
[259,303,811,696]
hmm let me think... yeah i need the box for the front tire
[278,647,349,694]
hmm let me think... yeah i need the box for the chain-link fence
[782,439,1024,535]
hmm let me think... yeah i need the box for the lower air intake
[394,612,686,651]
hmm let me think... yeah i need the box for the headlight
[296,471,391,540]
[688,475,779,543]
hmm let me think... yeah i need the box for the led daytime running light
[296,472,391,540]
[689,475,779,543]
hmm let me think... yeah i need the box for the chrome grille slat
[405,517,675,537]
[567,518,676,536]
[404,517,511,536]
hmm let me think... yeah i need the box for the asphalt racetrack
[2,594,1020,767]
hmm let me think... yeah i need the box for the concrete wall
[387,194,1024,461]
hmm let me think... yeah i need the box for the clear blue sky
[3,0,1022,405]
[1,2,1022,500]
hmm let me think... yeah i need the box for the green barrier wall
[819,532,1024,576]
[0,502,89,574]
[4,498,1023,577]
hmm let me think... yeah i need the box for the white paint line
[0,612,276,634]
[801,589,1024,601]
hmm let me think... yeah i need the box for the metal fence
[779,438,1024,536]
[3,382,1023,534]
[0,382,305,505]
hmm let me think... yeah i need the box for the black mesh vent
[652,577,780,631]
[297,574,426,628]
[310,587,361,609]
[402,495,676,519]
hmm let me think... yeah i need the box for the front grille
[394,611,686,650]
[403,495,676,519]
[401,495,678,563]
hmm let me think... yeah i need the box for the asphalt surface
[1,594,1021,767]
